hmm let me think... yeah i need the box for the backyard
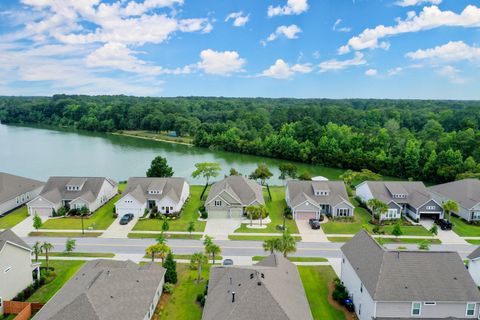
[0,206,28,229]
[451,216,480,237]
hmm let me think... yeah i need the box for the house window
[360,283,363,293]
[412,302,421,316]
[426,206,435,210]
[424,302,436,306]
[466,303,476,317]
[4,266,12,274]
[214,200,222,206]
[337,208,349,217]
[170,207,173,210]
[387,209,398,219]
[472,212,480,220]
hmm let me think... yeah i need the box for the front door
[166,206,170,214]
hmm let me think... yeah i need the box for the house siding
[430,190,475,222]
[469,259,480,287]
[27,197,59,217]
[87,180,118,212]
[332,202,354,217]
[376,301,480,319]
[355,183,374,203]
[115,194,146,217]
[417,199,444,218]
[143,276,164,320]
[0,186,43,216]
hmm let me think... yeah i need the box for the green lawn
[29,231,102,237]
[322,198,430,236]
[40,252,114,258]
[41,193,122,230]
[133,185,207,232]
[327,236,441,244]
[451,216,480,237]
[0,206,29,229]
[467,239,480,245]
[234,186,299,234]
[28,260,85,303]
[154,263,209,320]
[298,266,346,320]
[128,232,202,240]
[253,256,327,262]
[228,235,302,241]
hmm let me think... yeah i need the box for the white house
[115,177,189,217]
[0,229,39,316]
[27,177,118,218]
[468,247,480,287]
[0,172,44,216]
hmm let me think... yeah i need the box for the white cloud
[396,0,441,7]
[260,59,312,79]
[332,19,351,32]
[341,5,480,52]
[387,67,403,76]
[197,49,246,75]
[225,11,249,27]
[268,0,308,17]
[266,24,302,43]
[436,65,466,84]
[365,68,377,76]
[337,45,350,55]
[318,52,366,72]
[406,41,480,62]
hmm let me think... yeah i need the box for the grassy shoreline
[112,130,194,146]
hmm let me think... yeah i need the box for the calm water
[0,124,347,184]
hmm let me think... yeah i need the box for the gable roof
[33,259,165,320]
[202,254,313,320]
[0,229,31,252]
[206,176,264,206]
[287,180,352,208]
[121,177,187,204]
[429,178,480,210]
[35,177,117,205]
[468,246,480,261]
[341,230,480,302]
[0,172,44,204]
[360,181,433,209]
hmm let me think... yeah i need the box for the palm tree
[257,204,268,227]
[367,198,389,224]
[146,243,170,263]
[442,200,459,222]
[191,252,208,283]
[42,242,54,270]
[203,235,213,247]
[278,233,297,257]
[156,234,166,244]
[245,205,258,226]
[205,243,221,264]
[32,241,43,262]
[262,238,280,254]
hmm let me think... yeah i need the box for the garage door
[30,207,52,218]
[230,208,243,219]
[117,207,143,217]
[295,211,317,220]
[208,209,229,219]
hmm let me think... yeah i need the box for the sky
[0,0,479,99]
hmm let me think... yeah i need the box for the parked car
[223,259,234,266]
[435,218,453,230]
[119,213,134,225]
[309,218,321,230]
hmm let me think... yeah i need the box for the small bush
[163,282,174,294]
[332,278,349,305]
[196,293,204,303]
[201,210,208,219]
[200,296,206,307]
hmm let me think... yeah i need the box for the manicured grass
[228,235,302,241]
[451,216,480,237]
[0,206,29,229]
[466,239,480,245]
[29,231,102,237]
[28,260,85,303]
[40,252,114,258]
[322,198,430,236]
[253,256,328,262]
[143,254,223,261]
[298,266,346,320]
[154,263,209,320]
[234,186,299,234]
[41,192,124,230]
[133,185,207,232]
[128,233,202,240]
[327,236,441,244]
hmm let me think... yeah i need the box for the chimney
[232,291,235,303]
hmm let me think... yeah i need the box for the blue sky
[0,0,479,99]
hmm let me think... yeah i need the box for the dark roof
[121,177,186,204]
[0,229,30,252]
[202,254,313,320]
[0,172,44,204]
[468,246,480,260]
[429,178,480,210]
[33,259,165,320]
[342,230,480,302]
[206,176,264,206]
[360,181,434,208]
[287,180,352,208]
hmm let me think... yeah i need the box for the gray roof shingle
[342,230,480,302]
[0,172,44,204]
[122,177,186,204]
[287,180,352,208]
[206,176,264,206]
[0,229,31,252]
[202,254,313,320]
[468,246,480,260]
[360,181,433,208]
[33,259,165,320]
[429,178,480,210]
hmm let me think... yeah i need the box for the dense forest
[1,95,480,183]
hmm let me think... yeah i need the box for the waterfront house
[0,172,44,216]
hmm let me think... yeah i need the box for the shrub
[332,278,349,305]
[196,293,204,303]
[200,296,206,307]
[201,210,208,219]
[163,282,174,294]
[372,226,385,234]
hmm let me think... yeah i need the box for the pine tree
[164,251,177,284]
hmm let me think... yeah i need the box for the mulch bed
[327,282,357,320]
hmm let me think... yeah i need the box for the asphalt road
[23,237,477,259]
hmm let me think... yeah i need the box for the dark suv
[120,213,134,225]
[435,218,452,230]
[309,218,321,230]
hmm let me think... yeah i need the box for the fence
[3,301,44,320]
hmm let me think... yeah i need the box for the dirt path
[327,282,356,320]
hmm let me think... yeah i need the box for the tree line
[1,95,480,182]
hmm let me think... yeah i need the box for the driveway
[204,218,241,240]
[100,217,139,239]
[419,218,467,244]
[296,220,329,243]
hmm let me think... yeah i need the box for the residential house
[115,177,189,217]
[429,179,480,222]
[33,259,165,320]
[27,177,118,218]
[341,230,480,320]
[202,254,313,320]
[0,172,44,216]
[356,181,443,221]
[286,180,354,220]
[0,229,39,316]
[205,176,264,219]
[468,246,480,287]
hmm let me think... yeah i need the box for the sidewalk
[11,215,34,237]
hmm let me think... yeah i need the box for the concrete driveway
[204,218,241,240]
[101,217,139,239]
[419,218,467,244]
[296,220,328,243]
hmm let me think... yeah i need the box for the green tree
[203,235,213,247]
[442,200,459,222]
[245,205,259,226]
[404,139,421,179]
[187,221,195,236]
[298,171,312,181]
[146,156,174,177]
[391,222,403,237]
[279,163,298,182]
[163,251,177,284]
[190,252,208,283]
[65,238,76,254]
[205,243,221,264]
[263,238,281,254]
[162,220,170,235]
[278,233,297,257]
[42,242,54,270]
[250,163,273,186]
[229,168,240,176]
[429,224,438,237]
[32,241,43,262]
[156,234,166,244]
[418,240,430,250]
[192,162,222,198]
[146,243,170,263]
[33,213,42,231]
[257,204,268,227]
[367,199,389,224]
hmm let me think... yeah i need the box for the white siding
[355,183,374,203]
[0,186,43,216]
[469,258,480,287]
[115,194,146,217]
[88,180,118,212]
[27,196,58,218]
[376,301,480,319]
[332,201,354,217]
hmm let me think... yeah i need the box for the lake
[0,123,347,184]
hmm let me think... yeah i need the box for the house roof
[202,254,313,320]
[429,178,480,210]
[206,176,264,206]
[33,259,165,320]
[0,229,31,252]
[0,172,44,205]
[287,180,352,208]
[360,181,433,208]
[341,230,480,302]
[468,246,480,260]
[121,177,187,204]
[35,177,117,205]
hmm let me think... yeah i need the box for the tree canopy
[146,155,174,177]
